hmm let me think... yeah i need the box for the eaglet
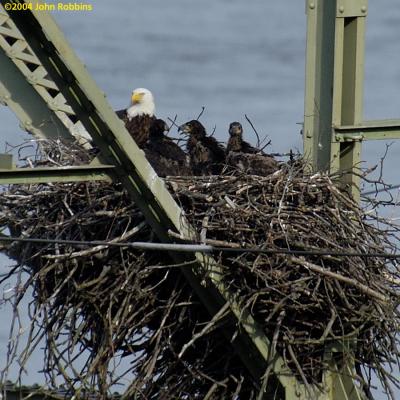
[226,121,278,176]
[144,119,191,177]
[178,120,226,176]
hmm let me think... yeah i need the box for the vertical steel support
[331,3,367,201]
[304,1,367,399]
[323,342,363,400]
[304,0,336,171]
[305,0,367,201]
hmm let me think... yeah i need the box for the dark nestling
[115,88,156,148]
[227,122,261,154]
[226,122,278,176]
[178,120,226,175]
[144,119,191,177]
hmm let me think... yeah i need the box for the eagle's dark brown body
[116,109,156,148]
[179,120,225,176]
[227,122,278,176]
[227,122,261,154]
[144,119,191,177]
[226,152,278,176]
[227,135,260,154]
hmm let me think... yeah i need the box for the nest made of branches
[0,139,399,399]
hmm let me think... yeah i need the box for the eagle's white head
[126,88,155,120]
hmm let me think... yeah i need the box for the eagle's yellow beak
[131,92,143,104]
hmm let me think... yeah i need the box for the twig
[178,302,230,359]
[244,114,261,148]
[196,106,205,121]
[291,257,388,303]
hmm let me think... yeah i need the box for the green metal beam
[0,383,121,399]
[303,0,336,171]
[0,164,114,184]
[0,4,91,146]
[0,1,370,397]
[334,119,400,141]
[330,2,367,201]
[322,341,364,400]
[304,1,367,398]
[1,1,297,397]
[0,43,72,140]
[0,385,63,400]
[304,0,368,201]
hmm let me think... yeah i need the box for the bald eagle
[116,88,156,148]
[144,119,192,177]
[178,120,225,175]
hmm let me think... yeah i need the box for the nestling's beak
[131,92,143,105]
[164,122,170,133]
[178,123,189,135]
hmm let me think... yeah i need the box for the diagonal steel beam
[1,1,300,397]
[0,40,71,140]
[1,2,366,397]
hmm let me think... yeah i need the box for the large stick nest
[0,139,399,399]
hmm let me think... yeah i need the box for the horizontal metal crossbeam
[0,164,114,184]
[334,119,400,141]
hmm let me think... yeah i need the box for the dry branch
[0,139,399,399]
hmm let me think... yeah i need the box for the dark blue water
[0,1,399,397]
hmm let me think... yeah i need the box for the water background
[0,0,399,397]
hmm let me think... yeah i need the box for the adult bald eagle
[144,119,191,177]
[226,122,278,176]
[178,120,225,175]
[116,88,156,148]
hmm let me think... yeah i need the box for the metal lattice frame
[0,0,369,398]
[0,2,288,399]
[0,4,91,145]
[304,1,400,397]
[304,0,400,201]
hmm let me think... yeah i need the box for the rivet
[338,5,344,13]
[361,5,367,13]
[309,2,315,9]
